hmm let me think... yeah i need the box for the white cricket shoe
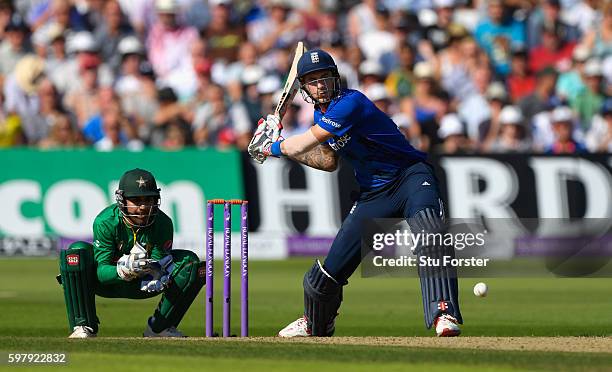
[68,326,96,338]
[278,316,311,337]
[434,314,461,337]
[143,318,186,338]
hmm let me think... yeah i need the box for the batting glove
[265,114,283,142]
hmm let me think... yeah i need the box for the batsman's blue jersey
[314,89,426,189]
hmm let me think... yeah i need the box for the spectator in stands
[457,64,492,141]
[506,47,536,102]
[518,66,558,126]
[402,61,448,151]
[474,0,526,77]
[528,23,576,74]
[479,81,509,148]
[435,23,477,100]
[487,105,531,153]
[146,0,198,80]
[24,78,68,144]
[192,83,250,149]
[224,41,259,103]
[150,86,189,147]
[120,60,159,140]
[0,91,22,147]
[436,113,473,154]
[256,75,281,123]
[94,0,134,73]
[420,0,459,54]
[564,0,599,36]
[239,65,264,126]
[556,44,590,103]
[94,102,143,151]
[64,53,103,128]
[358,59,386,91]
[546,105,587,154]
[0,15,31,77]
[38,113,83,148]
[160,119,191,150]
[114,36,144,97]
[365,83,394,115]
[305,4,342,49]
[163,38,211,103]
[4,55,45,143]
[585,98,612,153]
[579,1,612,60]
[247,0,304,56]
[0,0,13,42]
[357,4,396,67]
[527,0,579,50]
[202,0,245,63]
[65,31,114,92]
[347,0,378,45]
[571,58,605,130]
[385,42,415,99]
[29,0,89,34]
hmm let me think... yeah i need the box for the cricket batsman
[248,49,462,337]
[57,168,205,338]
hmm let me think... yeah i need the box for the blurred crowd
[0,0,610,154]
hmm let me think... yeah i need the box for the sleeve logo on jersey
[329,134,351,151]
[322,116,341,128]
[66,254,80,266]
[310,52,319,63]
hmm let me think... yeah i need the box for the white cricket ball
[473,282,488,297]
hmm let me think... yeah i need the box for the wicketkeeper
[58,168,205,338]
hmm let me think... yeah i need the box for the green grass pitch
[1,258,611,371]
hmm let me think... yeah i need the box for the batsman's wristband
[271,140,284,157]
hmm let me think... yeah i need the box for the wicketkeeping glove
[140,255,175,293]
[116,252,153,281]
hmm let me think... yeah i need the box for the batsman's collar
[119,168,160,197]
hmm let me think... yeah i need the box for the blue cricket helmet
[297,49,338,80]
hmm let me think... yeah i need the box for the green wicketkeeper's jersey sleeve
[149,213,174,261]
[92,219,122,285]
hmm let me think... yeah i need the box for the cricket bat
[274,41,307,121]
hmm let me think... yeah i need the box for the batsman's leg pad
[150,250,205,332]
[303,260,344,336]
[408,208,463,329]
[59,242,99,333]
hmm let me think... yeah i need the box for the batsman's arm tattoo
[290,144,338,172]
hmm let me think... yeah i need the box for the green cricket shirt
[92,204,174,284]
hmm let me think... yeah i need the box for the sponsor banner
[173,232,287,260]
[244,154,612,233]
[243,153,612,258]
[0,236,57,256]
[287,236,335,256]
[4,233,286,261]
[2,151,611,260]
[0,148,242,240]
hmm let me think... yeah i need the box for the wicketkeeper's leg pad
[59,242,99,333]
[150,250,205,332]
[303,260,344,336]
[408,208,463,329]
